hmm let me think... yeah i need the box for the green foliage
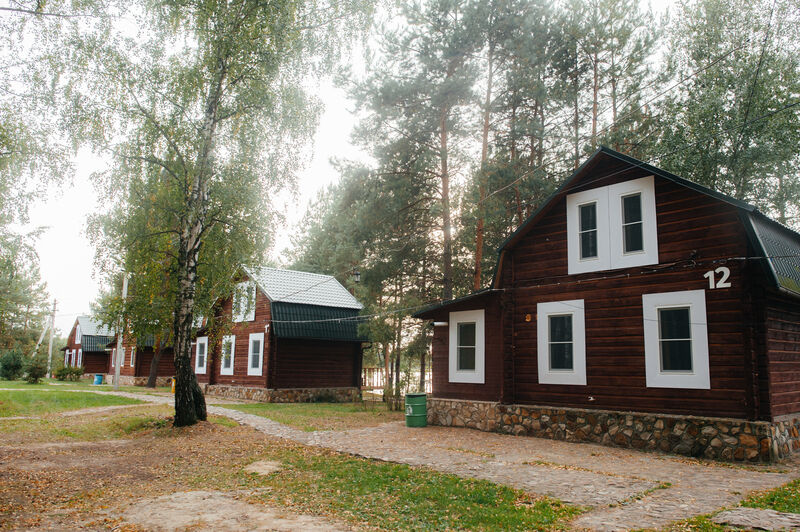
[0,350,25,380]
[24,355,48,384]
[54,366,85,382]
[742,477,800,514]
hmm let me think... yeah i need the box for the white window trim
[77,349,82,367]
[70,349,76,367]
[120,348,125,369]
[608,176,658,269]
[111,348,116,368]
[567,188,610,273]
[75,324,81,345]
[537,300,587,385]
[248,332,264,376]
[64,350,69,366]
[195,336,208,374]
[448,309,485,384]
[220,335,235,376]
[567,176,658,274]
[233,281,257,323]
[130,347,135,368]
[642,289,710,389]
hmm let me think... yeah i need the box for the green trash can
[405,393,427,428]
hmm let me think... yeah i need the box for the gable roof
[244,266,363,310]
[489,146,800,297]
[77,315,114,337]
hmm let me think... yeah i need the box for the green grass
[200,444,581,530]
[0,378,171,394]
[222,401,404,431]
[0,390,143,417]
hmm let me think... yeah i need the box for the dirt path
[21,387,800,531]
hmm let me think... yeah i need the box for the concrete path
[8,387,799,531]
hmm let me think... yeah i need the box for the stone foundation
[427,398,800,463]
[199,384,360,403]
[103,374,173,387]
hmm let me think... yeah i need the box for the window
[448,310,485,384]
[579,202,598,259]
[248,332,264,376]
[233,281,256,323]
[77,349,82,367]
[120,348,125,369]
[642,289,709,389]
[220,335,235,376]
[130,347,136,368]
[195,336,208,374]
[75,324,81,345]
[567,176,658,274]
[537,300,586,385]
[64,350,69,367]
[111,348,116,368]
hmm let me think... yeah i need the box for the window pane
[458,347,476,371]
[580,203,597,231]
[623,194,642,223]
[661,340,692,371]
[659,308,691,339]
[549,343,573,370]
[251,340,261,355]
[580,230,598,259]
[458,322,476,347]
[251,353,259,368]
[199,342,206,356]
[624,223,643,253]
[549,315,572,342]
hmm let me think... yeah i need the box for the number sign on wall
[704,266,731,289]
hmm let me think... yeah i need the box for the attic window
[622,193,644,253]
[579,203,598,259]
[233,282,256,323]
[75,324,81,345]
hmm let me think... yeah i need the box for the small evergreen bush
[25,355,48,384]
[54,366,84,381]
[0,350,25,380]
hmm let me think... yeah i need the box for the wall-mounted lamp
[352,268,361,283]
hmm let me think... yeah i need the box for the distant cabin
[192,266,365,402]
[62,316,114,374]
[414,147,800,462]
[105,334,176,387]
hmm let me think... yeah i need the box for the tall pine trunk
[439,106,453,301]
[473,45,494,292]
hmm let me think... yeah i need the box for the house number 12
[704,266,731,289]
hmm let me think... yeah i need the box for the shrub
[25,355,49,384]
[55,365,84,381]
[69,366,85,381]
[0,350,25,380]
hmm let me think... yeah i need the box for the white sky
[24,0,675,337]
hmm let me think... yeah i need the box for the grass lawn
[0,389,143,417]
[0,378,171,394]
[665,477,800,530]
[0,406,581,530]
[222,401,405,431]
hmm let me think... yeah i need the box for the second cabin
[192,266,365,402]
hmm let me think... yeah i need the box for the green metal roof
[271,302,364,342]
[748,213,800,296]
[82,335,114,352]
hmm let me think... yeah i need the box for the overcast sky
[25,0,675,337]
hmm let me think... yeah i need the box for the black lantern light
[352,268,361,283]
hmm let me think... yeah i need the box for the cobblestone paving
[30,388,800,531]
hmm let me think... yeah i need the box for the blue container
[93,374,104,385]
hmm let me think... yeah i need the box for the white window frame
[120,348,125,369]
[130,347,135,368]
[248,332,264,376]
[566,176,658,274]
[111,348,116,368]
[448,310,485,384]
[642,289,710,389]
[77,349,82,367]
[64,350,69,367]
[70,349,76,367]
[75,324,81,345]
[220,335,235,376]
[537,300,587,385]
[608,176,658,270]
[233,281,257,323]
[195,336,208,374]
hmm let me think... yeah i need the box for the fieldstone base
[427,398,800,463]
[199,384,360,403]
[104,375,173,387]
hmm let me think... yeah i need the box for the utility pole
[46,300,56,378]
[113,274,128,390]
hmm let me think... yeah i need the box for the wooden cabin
[105,335,175,387]
[191,266,364,402]
[415,147,800,462]
[62,316,114,375]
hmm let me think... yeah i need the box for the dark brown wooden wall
[194,273,271,387]
[82,352,108,374]
[503,167,754,418]
[428,294,504,402]
[135,347,176,378]
[272,339,361,389]
[764,294,800,418]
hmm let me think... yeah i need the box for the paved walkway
[7,387,799,531]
